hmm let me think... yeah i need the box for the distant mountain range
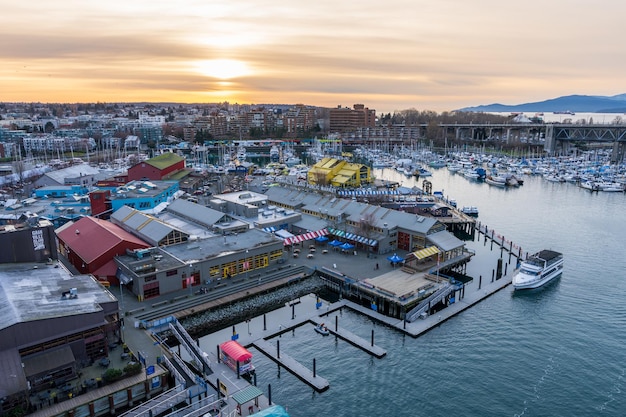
[459,94,626,113]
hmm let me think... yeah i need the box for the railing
[405,283,453,323]
[120,385,187,417]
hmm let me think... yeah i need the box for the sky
[1,1,625,114]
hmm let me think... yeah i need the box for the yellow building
[307,157,371,188]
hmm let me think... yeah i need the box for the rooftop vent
[62,288,78,299]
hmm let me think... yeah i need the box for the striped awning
[336,189,400,196]
[413,246,440,259]
[328,228,378,246]
[263,226,277,233]
[283,228,328,246]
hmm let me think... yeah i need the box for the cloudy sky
[1,1,624,113]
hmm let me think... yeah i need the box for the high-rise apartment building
[329,104,376,133]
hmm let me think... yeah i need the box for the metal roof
[231,385,263,406]
[43,164,101,184]
[167,199,228,227]
[426,230,465,251]
[0,263,116,331]
[111,205,189,246]
[56,216,150,263]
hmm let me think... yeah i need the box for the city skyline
[2,1,625,113]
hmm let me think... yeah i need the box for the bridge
[441,123,626,161]
[342,122,626,161]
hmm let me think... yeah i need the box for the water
[203,168,626,416]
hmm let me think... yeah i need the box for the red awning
[220,341,253,362]
[283,228,328,246]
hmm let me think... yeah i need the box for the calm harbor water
[208,168,626,417]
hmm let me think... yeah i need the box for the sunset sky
[2,1,625,113]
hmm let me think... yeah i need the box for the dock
[222,298,387,392]
[309,316,386,358]
[313,271,512,339]
[252,339,330,392]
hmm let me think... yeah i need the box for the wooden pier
[475,222,528,262]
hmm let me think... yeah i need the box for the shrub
[102,368,123,383]
[124,362,142,376]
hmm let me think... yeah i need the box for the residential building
[329,103,376,133]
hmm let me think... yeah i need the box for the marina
[3,143,625,417]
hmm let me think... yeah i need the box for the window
[166,269,177,277]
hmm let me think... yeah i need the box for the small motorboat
[314,323,330,336]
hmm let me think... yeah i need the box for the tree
[358,212,377,242]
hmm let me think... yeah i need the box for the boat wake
[594,367,624,412]
[513,354,561,417]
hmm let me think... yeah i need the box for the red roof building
[219,340,254,375]
[56,216,150,284]
[127,153,186,181]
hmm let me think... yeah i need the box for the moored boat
[513,250,564,290]
[461,206,479,216]
[314,323,330,336]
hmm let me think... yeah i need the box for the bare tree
[358,212,377,242]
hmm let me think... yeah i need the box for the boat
[447,163,462,173]
[314,323,330,336]
[485,175,507,187]
[513,250,564,290]
[269,145,280,162]
[461,206,479,216]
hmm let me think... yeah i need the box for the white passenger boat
[461,206,479,216]
[513,250,564,290]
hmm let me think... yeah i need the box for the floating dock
[309,316,386,358]
[253,339,330,392]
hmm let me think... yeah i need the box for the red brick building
[329,103,376,133]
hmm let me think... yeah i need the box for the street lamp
[189,263,194,296]
[245,250,249,280]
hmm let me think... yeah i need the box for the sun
[195,59,251,80]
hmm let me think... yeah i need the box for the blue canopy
[340,242,355,250]
[387,253,404,263]
[315,235,329,242]
[328,240,343,247]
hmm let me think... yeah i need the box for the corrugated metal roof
[167,199,227,227]
[231,385,263,406]
[111,205,189,246]
[57,216,149,263]
[426,230,464,251]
